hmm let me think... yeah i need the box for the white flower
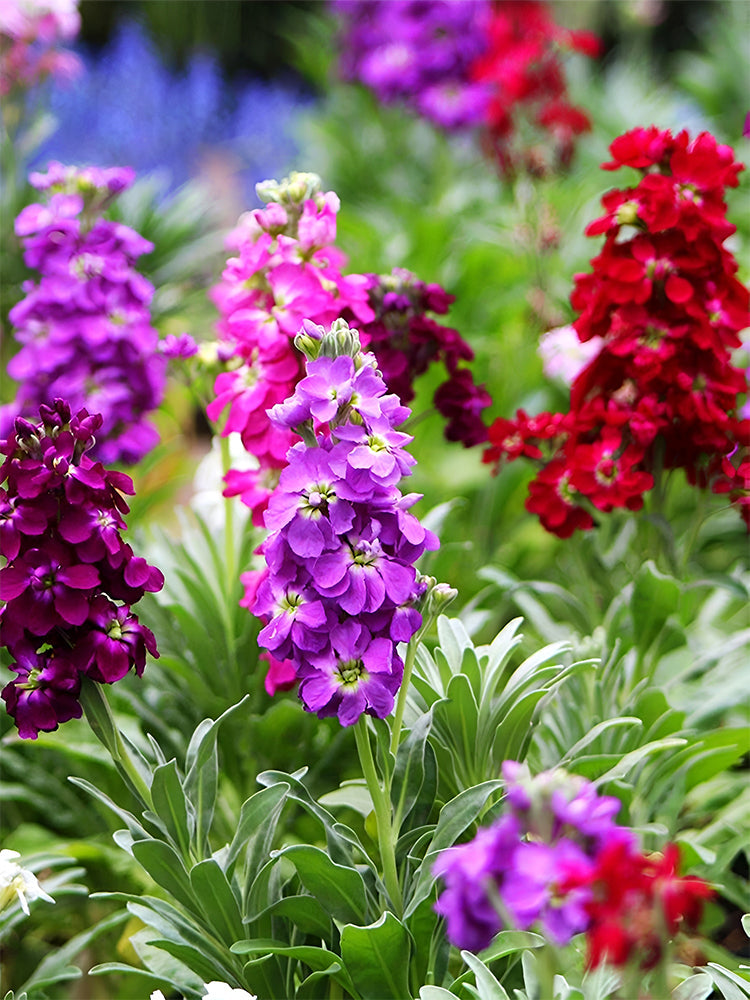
[0,849,55,916]
[149,992,167,1000]
[202,983,257,1000]
[538,324,604,385]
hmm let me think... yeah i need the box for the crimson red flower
[581,841,713,970]
[1,400,163,738]
[484,126,750,536]
[470,0,599,177]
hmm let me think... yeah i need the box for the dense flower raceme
[433,761,713,966]
[332,0,600,177]
[0,0,81,97]
[363,269,491,446]
[244,319,438,723]
[3,162,166,465]
[484,127,750,536]
[209,173,488,524]
[0,400,163,739]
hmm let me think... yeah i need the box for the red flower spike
[484,125,749,536]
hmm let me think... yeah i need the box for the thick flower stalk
[484,127,750,536]
[0,399,163,739]
[246,319,438,725]
[433,761,713,969]
[3,162,166,465]
[332,0,600,177]
[209,173,488,523]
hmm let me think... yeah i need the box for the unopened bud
[318,318,361,359]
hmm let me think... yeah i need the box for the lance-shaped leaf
[276,844,368,924]
[190,859,245,946]
[340,912,411,1000]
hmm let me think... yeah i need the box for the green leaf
[685,728,750,791]
[17,910,128,996]
[558,717,643,764]
[296,962,345,999]
[481,618,524,696]
[131,839,197,910]
[631,561,681,653]
[319,780,373,818]
[256,769,355,866]
[278,844,368,924]
[391,707,436,831]
[67,776,149,839]
[419,989,460,1000]
[705,963,750,999]
[460,950,511,1000]
[230,939,356,995]
[673,973,715,1000]
[340,912,411,1000]
[593,737,687,786]
[264,895,333,940]
[184,699,250,851]
[224,781,290,876]
[151,759,193,860]
[145,938,233,987]
[406,780,503,916]
[190,859,244,947]
[481,930,545,960]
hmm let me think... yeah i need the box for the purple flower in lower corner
[1,399,163,738]
[433,762,633,954]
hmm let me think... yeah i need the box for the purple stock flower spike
[1,401,163,739]
[249,319,438,725]
[3,163,165,465]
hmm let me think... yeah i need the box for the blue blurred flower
[33,19,311,203]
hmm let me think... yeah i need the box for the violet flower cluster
[332,0,493,131]
[246,319,438,726]
[433,761,633,952]
[1,400,163,739]
[3,162,166,466]
[362,268,491,446]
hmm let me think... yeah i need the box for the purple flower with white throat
[249,319,437,725]
[297,621,402,727]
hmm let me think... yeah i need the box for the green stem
[534,945,558,1000]
[389,635,419,756]
[220,434,235,588]
[354,717,402,917]
[79,678,153,810]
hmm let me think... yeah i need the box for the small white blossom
[0,849,55,916]
[149,992,167,1000]
[202,983,257,1000]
